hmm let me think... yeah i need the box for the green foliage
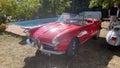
[0,23,6,31]
[89,0,120,8]
[0,23,6,27]
[0,0,40,20]
[0,0,71,20]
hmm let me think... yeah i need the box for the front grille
[42,44,55,51]
[29,37,40,47]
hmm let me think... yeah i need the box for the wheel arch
[74,37,80,44]
[65,37,80,57]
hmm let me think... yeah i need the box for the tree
[89,0,120,8]
[71,0,91,13]
[38,0,71,18]
[0,0,40,20]
[0,0,71,20]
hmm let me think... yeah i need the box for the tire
[35,49,41,57]
[66,38,79,58]
[93,29,101,39]
[106,43,120,51]
[107,43,120,47]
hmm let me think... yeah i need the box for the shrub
[0,23,7,31]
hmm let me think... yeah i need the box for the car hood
[31,22,80,39]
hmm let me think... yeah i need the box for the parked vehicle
[26,13,101,57]
[106,21,120,46]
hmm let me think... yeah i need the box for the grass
[0,32,36,68]
[0,22,120,68]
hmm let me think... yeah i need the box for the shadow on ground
[22,37,120,68]
[19,37,27,45]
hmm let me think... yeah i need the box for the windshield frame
[64,18,92,26]
[56,13,79,22]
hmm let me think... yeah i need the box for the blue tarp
[10,17,58,27]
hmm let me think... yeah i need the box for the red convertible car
[26,14,101,57]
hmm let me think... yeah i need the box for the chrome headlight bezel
[26,30,30,38]
[52,38,59,46]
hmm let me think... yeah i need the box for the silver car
[106,23,120,46]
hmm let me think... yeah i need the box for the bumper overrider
[26,38,65,55]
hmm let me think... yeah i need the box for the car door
[89,20,100,36]
[77,20,92,43]
[83,22,93,39]
[78,19,100,43]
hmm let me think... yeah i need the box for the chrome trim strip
[43,43,56,47]
[22,25,42,29]
[40,49,65,55]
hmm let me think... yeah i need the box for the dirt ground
[1,22,120,68]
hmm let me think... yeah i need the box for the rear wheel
[66,38,79,58]
[93,29,101,39]
[106,43,120,51]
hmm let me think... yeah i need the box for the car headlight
[26,30,30,38]
[52,38,59,46]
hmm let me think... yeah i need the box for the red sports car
[26,15,101,57]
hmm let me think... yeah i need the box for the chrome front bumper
[26,39,33,46]
[26,39,65,55]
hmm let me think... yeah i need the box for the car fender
[57,30,80,51]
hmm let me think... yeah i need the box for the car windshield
[56,13,92,25]
[56,13,79,22]
[65,19,84,25]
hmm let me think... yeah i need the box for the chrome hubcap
[72,41,76,55]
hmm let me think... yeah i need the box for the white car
[106,24,120,46]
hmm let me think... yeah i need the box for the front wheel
[35,49,42,57]
[66,38,79,58]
